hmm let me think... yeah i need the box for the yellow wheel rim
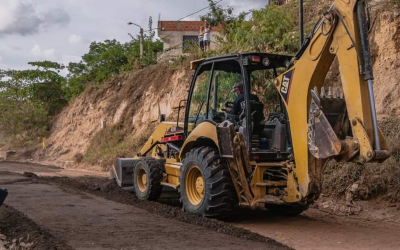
[186,166,204,206]
[137,168,147,192]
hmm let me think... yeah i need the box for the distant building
[267,0,291,5]
[157,21,222,58]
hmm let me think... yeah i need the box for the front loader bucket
[113,158,139,187]
[0,188,8,207]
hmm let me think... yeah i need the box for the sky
[0,0,268,72]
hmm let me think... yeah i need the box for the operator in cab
[227,82,260,116]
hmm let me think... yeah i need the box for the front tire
[133,158,163,201]
[179,147,236,218]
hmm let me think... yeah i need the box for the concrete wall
[158,30,220,58]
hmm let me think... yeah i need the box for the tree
[82,39,130,83]
[0,61,66,144]
[65,18,164,100]
[200,0,236,29]
[65,62,88,101]
[0,61,67,115]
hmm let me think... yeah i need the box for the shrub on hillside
[84,122,156,170]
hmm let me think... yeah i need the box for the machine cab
[184,53,294,162]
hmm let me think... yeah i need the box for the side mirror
[160,114,166,123]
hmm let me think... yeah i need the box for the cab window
[208,60,243,122]
[249,69,280,115]
[187,63,212,126]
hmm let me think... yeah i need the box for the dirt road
[0,162,286,250]
[1,162,400,250]
[229,209,400,250]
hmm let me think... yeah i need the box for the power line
[177,0,223,22]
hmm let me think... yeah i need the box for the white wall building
[158,21,222,58]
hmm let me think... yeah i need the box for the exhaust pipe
[299,0,304,47]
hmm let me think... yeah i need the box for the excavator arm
[275,0,390,200]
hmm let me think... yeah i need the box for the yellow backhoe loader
[113,0,390,217]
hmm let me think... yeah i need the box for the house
[267,0,291,5]
[158,21,222,58]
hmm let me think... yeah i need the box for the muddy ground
[1,161,400,250]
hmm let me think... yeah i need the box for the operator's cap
[231,82,244,92]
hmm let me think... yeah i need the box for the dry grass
[84,122,156,170]
[323,116,400,202]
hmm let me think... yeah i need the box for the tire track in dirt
[1,169,290,250]
[37,175,290,249]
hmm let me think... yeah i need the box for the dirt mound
[36,175,290,249]
[0,205,72,250]
[323,116,400,202]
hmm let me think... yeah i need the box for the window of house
[183,36,198,52]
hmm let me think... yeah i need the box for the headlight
[284,60,291,68]
[262,57,270,67]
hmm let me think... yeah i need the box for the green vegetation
[66,17,163,100]
[0,61,66,145]
[84,123,156,169]
[198,0,330,55]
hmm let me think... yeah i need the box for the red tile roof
[158,21,223,32]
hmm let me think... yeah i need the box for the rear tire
[266,203,309,216]
[179,147,236,218]
[133,158,164,201]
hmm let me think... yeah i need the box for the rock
[23,172,38,178]
[90,184,101,191]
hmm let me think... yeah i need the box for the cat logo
[281,75,290,94]
[280,69,295,104]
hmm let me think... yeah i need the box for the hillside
[32,63,192,169]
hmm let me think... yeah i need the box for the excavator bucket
[308,87,348,159]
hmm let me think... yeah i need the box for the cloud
[69,34,82,44]
[30,45,56,59]
[0,0,71,36]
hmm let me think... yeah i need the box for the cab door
[184,62,214,138]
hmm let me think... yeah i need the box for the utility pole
[128,22,144,58]
[139,27,144,58]
[299,0,304,47]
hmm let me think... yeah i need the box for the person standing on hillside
[198,27,205,51]
[203,26,211,52]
